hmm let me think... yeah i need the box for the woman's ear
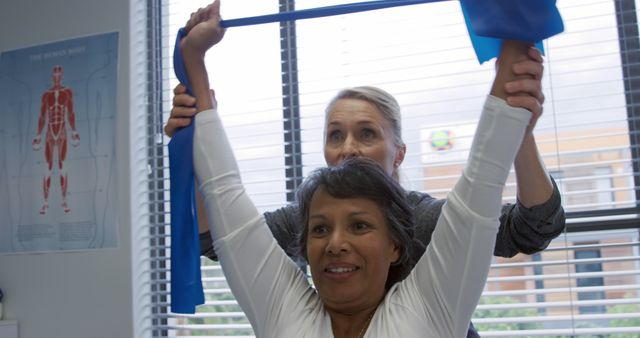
[394,144,406,168]
[390,243,401,266]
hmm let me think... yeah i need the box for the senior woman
[170,1,565,337]
[181,2,545,336]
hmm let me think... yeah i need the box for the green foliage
[473,296,542,332]
[608,296,640,338]
[474,293,640,338]
[186,260,254,336]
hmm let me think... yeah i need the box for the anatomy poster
[0,32,118,253]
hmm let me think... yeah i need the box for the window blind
[147,0,285,337]
[146,0,640,337]
[131,0,166,337]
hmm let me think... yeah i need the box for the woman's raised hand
[181,0,226,57]
[500,45,545,133]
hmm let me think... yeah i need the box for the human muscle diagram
[0,32,118,253]
[32,65,80,214]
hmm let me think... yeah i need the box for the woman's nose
[326,229,350,255]
[341,136,360,159]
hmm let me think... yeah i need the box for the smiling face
[306,187,400,313]
[324,98,405,178]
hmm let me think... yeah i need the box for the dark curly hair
[295,157,416,290]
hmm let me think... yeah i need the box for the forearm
[182,51,214,112]
[67,97,78,131]
[494,178,565,257]
[68,113,78,132]
[514,134,553,207]
[36,110,46,135]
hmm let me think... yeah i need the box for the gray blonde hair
[325,86,404,147]
[325,86,405,180]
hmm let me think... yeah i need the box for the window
[143,0,640,336]
[574,244,606,315]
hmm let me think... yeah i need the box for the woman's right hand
[164,83,215,137]
[181,0,226,58]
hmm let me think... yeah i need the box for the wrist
[499,40,532,63]
[183,56,213,111]
[182,46,206,62]
[515,133,536,165]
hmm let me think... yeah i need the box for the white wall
[0,0,139,337]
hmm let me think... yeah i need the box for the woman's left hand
[501,46,545,133]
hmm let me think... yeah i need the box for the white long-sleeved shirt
[193,95,531,337]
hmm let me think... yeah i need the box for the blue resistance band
[460,0,563,63]
[220,0,443,28]
[168,27,204,314]
[168,0,564,314]
[218,0,563,63]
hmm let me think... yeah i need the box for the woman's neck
[329,307,376,338]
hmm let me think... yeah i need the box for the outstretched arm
[498,45,554,207]
[492,42,551,204]
[412,41,537,337]
[492,44,565,257]
[181,0,227,244]
[184,2,307,334]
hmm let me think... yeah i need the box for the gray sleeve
[407,192,443,263]
[199,204,303,262]
[493,176,566,257]
[200,231,217,261]
[263,204,304,260]
[409,175,566,261]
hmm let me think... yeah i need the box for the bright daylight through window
[142,0,640,337]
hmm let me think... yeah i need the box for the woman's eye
[353,222,370,231]
[361,128,375,140]
[311,224,328,235]
[328,130,343,142]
